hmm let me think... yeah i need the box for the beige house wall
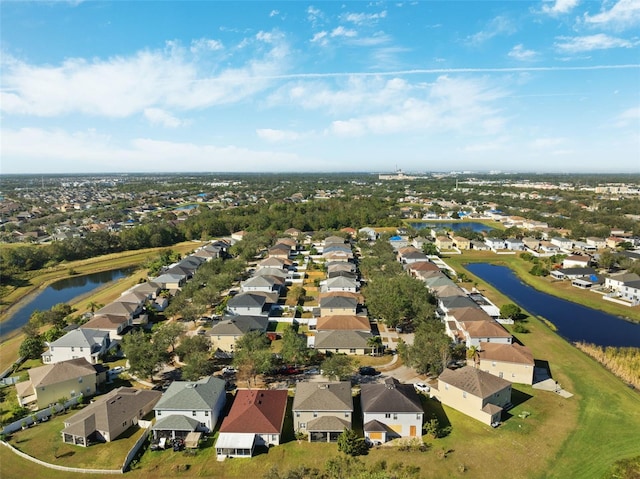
[320,306,356,316]
[436,380,511,426]
[475,359,534,385]
[315,347,366,356]
[210,335,239,352]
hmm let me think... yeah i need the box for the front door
[410,425,416,437]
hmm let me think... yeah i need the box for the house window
[417,414,421,420]
[313,412,318,418]
[296,412,300,418]
[157,411,162,416]
[492,361,496,367]
[299,423,306,429]
[349,348,356,353]
[335,349,339,353]
[71,347,75,352]
[345,413,349,418]
[122,421,127,427]
[444,384,449,390]
[78,378,83,383]
[193,411,197,416]
[393,414,398,420]
[385,413,391,419]
[463,392,467,399]
[205,411,209,416]
[79,347,83,352]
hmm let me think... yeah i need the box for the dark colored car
[358,366,378,376]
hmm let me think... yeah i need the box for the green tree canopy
[280,326,309,365]
[401,320,451,375]
[121,330,165,380]
[321,354,354,381]
[499,303,523,320]
[233,330,274,387]
[337,428,369,457]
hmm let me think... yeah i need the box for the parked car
[222,366,237,375]
[108,366,124,376]
[414,382,430,393]
[358,366,378,376]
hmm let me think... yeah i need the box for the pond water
[412,222,494,233]
[466,263,640,348]
[0,268,133,339]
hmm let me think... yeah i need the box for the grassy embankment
[0,241,200,373]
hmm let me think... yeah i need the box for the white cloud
[540,0,580,16]
[307,6,324,26]
[612,105,640,127]
[311,31,328,45]
[530,137,566,148]
[143,108,185,128]
[508,44,538,61]
[555,33,636,52]
[0,127,303,173]
[467,16,516,45]
[269,10,279,17]
[583,0,640,30]
[331,26,358,38]
[256,128,303,142]
[342,11,387,25]
[190,38,223,54]
[0,34,289,117]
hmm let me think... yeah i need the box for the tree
[121,330,164,380]
[233,331,274,387]
[337,428,369,457]
[86,301,103,313]
[499,303,522,320]
[19,335,44,360]
[153,321,185,355]
[181,351,214,381]
[367,336,383,356]
[321,354,354,381]
[422,242,439,256]
[176,335,211,362]
[402,320,451,375]
[280,326,309,365]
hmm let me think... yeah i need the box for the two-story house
[292,381,353,442]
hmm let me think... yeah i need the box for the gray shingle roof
[48,328,109,350]
[227,292,267,309]
[152,414,201,432]
[154,376,226,411]
[293,381,353,412]
[360,380,423,414]
[209,315,269,336]
[314,330,371,349]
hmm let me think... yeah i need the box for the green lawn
[6,408,143,471]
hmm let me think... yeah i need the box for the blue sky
[1,0,639,174]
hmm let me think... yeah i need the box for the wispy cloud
[269,10,279,18]
[530,137,566,148]
[583,0,640,31]
[467,15,516,45]
[256,128,303,142]
[331,26,358,38]
[612,105,640,127]
[190,38,223,54]
[508,44,538,61]
[540,0,580,16]
[342,11,387,25]
[555,33,637,52]
[143,108,186,128]
[310,31,328,46]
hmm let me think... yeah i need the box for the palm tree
[86,301,103,314]
[367,336,383,356]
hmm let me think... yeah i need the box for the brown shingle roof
[477,343,534,365]
[219,389,288,435]
[360,379,423,413]
[28,357,96,388]
[316,315,370,331]
[439,366,511,399]
[462,321,512,338]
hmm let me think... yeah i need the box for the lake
[412,221,494,233]
[466,263,640,348]
[0,268,133,339]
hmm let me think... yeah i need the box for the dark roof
[360,379,423,413]
[227,292,267,309]
[209,315,269,336]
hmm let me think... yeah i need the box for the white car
[414,382,430,393]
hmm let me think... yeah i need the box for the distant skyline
[1,1,639,174]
